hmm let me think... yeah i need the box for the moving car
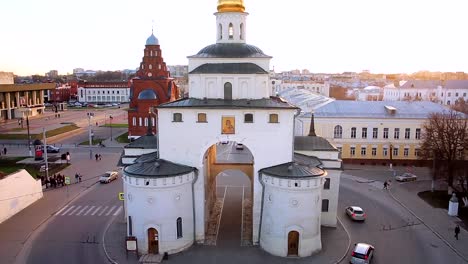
[41,145,61,153]
[99,171,119,183]
[345,206,366,221]
[395,172,417,182]
[236,143,244,150]
[350,243,374,264]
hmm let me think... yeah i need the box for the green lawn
[101,123,128,128]
[0,124,80,140]
[79,138,104,146]
[116,132,130,143]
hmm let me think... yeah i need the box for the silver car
[395,172,417,182]
[345,206,366,221]
[99,171,119,183]
[350,243,374,264]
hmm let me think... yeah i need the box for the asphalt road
[339,177,464,264]
[26,177,123,264]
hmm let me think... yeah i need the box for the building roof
[190,63,268,74]
[158,97,299,110]
[445,80,468,89]
[277,88,334,113]
[312,100,449,119]
[295,136,337,151]
[146,33,159,46]
[259,159,325,179]
[138,89,158,100]
[189,43,271,58]
[399,80,441,89]
[125,134,158,149]
[124,158,195,178]
[0,83,55,92]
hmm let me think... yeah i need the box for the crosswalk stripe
[113,206,123,216]
[84,206,95,216]
[105,206,117,216]
[91,206,101,216]
[98,206,109,216]
[55,205,69,216]
[60,206,75,216]
[76,206,89,216]
[68,206,82,216]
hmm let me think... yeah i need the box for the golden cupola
[217,0,245,12]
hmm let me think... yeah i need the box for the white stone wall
[123,172,196,254]
[320,169,341,227]
[189,73,270,99]
[259,175,324,257]
[0,170,43,224]
[158,107,296,243]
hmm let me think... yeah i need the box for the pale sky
[1,0,467,76]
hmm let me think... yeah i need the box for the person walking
[66,152,71,164]
[95,153,99,161]
[455,225,461,240]
[3,147,7,155]
[98,154,102,161]
[383,180,388,190]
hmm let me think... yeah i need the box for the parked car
[395,173,417,182]
[99,171,119,183]
[350,243,374,264]
[345,206,366,221]
[236,143,244,150]
[40,145,61,153]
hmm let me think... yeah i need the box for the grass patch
[10,127,27,132]
[0,124,80,140]
[101,123,128,128]
[116,132,130,143]
[79,138,104,146]
[418,190,468,229]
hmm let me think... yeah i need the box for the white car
[395,173,417,182]
[99,171,119,183]
[345,206,366,221]
[350,243,374,264]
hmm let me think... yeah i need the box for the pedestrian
[96,122,98,126]
[75,172,79,183]
[98,154,102,161]
[79,174,82,182]
[95,153,99,161]
[383,180,388,190]
[66,152,70,164]
[455,225,461,240]
[3,147,6,155]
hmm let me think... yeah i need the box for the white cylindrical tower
[123,155,197,255]
[216,0,248,44]
[259,163,326,257]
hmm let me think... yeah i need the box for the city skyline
[1,0,467,76]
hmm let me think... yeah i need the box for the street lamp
[109,115,113,141]
[26,108,32,157]
[87,112,94,159]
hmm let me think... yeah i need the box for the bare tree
[420,110,468,191]
[452,98,468,114]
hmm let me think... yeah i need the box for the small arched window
[240,23,244,40]
[244,113,253,123]
[219,24,223,40]
[269,114,279,123]
[198,113,207,123]
[334,125,343,138]
[224,82,232,100]
[149,64,152,70]
[152,118,155,126]
[176,217,183,238]
[173,113,183,122]
[132,117,136,126]
[144,117,148,126]
[228,23,234,39]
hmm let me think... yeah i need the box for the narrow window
[404,148,409,157]
[372,147,377,156]
[244,113,253,123]
[415,128,421,139]
[173,113,183,122]
[333,125,343,138]
[132,117,136,126]
[240,23,244,40]
[393,147,399,156]
[324,178,331,190]
[373,128,378,139]
[219,24,223,40]
[228,23,234,39]
[351,127,356,138]
[383,147,388,156]
[269,114,279,123]
[139,117,142,126]
[198,113,207,123]
[176,217,183,238]
[321,199,329,212]
[414,148,420,157]
[405,128,411,139]
[362,127,367,138]
[144,118,148,127]
[394,128,400,139]
[383,128,389,139]
[224,82,232,100]
[361,147,367,156]
[350,147,356,156]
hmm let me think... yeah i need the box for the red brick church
[128,31,179,140]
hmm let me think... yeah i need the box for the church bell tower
[216,0,248,44]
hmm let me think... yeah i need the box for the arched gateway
[122,0,340,259]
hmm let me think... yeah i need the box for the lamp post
[43,128,49,180]
[110,115,113,141]
[26,108,31,157]
[87,112,94,159]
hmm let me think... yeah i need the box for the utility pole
[88,113,94,159]
[43,128,49,180]
[26,109,31,157]
[110,115,113,141]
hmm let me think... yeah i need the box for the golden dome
[217,0,245,12]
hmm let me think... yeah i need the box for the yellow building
[295,101,449,166]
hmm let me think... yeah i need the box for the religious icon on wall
[221,116,235,134]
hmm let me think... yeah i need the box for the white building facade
[77,83,130,103]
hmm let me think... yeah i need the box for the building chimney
[308,113,317,137]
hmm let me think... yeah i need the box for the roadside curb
[102,210,120,264]
[335,216,351,264]
[388,189,468,263]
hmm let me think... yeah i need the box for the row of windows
[86,96,126,102]
[172,113,279,123]
[334,126,421,140]
[441,92,467,97]
[346,147,418,157]
[132,117,156,127]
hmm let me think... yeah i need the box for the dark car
[41,145,61,153]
